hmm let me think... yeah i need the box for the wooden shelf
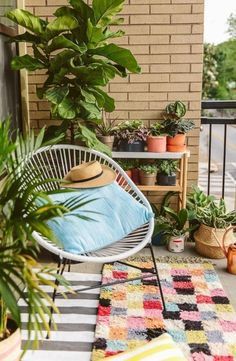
[112,151,190,159]
[137,182,181,192]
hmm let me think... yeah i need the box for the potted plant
[151,192,177,246]
[6,0,140,155]
[0,120,85,358]
[156,160,179,186]
[138,164,157,186]
[147,122,167,153]
[192,197,236,259]
[96,114,118,150]
[187,187,215,241]
[163,101,195,152]
[115,120,148,152]
[154,207,191,253]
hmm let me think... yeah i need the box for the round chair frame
[29,144,154,264]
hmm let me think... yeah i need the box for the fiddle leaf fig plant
[6,0,141,152]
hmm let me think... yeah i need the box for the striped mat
[21,272,101,361]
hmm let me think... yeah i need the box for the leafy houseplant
[6,0,140,155]
[114,120,148,152]
[138,164,157,186]
[147,122,167,153]
[188,189,236,258]
[95,113,118,150]
[0,120,89,356]
[116,159,134,183]
[156,160,179,186]
[154,207,190,252]
[162,101,195,152]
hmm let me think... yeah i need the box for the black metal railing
[201,100,236,198]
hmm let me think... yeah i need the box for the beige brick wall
[25,0,204,189]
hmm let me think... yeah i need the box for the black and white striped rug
[21,272,101,361]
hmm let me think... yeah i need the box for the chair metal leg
[149,243,166,311]
[46,257,67,339]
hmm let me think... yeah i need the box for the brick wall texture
[25,0,204,189]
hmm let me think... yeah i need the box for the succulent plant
[138,164,157,174]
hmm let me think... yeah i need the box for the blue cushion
[47,182,153,254]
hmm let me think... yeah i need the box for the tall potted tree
[6,0,141,155]
[0,120,88,359]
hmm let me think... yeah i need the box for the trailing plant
[114,120,148,144]
[156,159,179,176]
[138,164,157,175]
[5,0,140,152]
[162,101,195,137]
[0,119,93,349]
[148,122,166,136]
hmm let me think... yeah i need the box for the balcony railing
[200,100,236,200]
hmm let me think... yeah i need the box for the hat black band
[73,170,103,183]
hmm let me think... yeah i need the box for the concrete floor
[40,242,236,310]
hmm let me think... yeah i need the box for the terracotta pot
[167,144,186,152]
[167,134,186,146]
[131,168,140,184]
[97,135,114,150]
[0,320,21,361]
[116,169,132,186]
[139,170,156,186]
[194,224,233,259]
[147,135,167,153]
[156,172,176,186]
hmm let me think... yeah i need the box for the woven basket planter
[194,224,233,259]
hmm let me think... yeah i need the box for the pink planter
[147,135,167,153]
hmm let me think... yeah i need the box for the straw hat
[62,161,116,188]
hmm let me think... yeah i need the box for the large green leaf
[79,100,101,121]
[92,87,115,112]
[71,64,115,86]
[87,19,124,45]
[47,35,86,53]
[6,9,46,35]
[89,44,141,73]
[92,0,124,27]
[50,50,76,72]
[58,97,77,119]
[11,54,45,71]
[46,15,79,33]
[8,31,41,44]
[44,86,69,105]
[69,0,94,22]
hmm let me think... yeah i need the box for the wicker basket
[194,224,233,259]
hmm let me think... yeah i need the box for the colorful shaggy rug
[92,258,236,361]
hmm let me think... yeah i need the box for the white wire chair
[29,144,154,264]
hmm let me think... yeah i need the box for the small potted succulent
[163,101,195,152]
[96,114,118,150]
[115,120,148,152]
[138,164,157,186]
[147,122,167,153]
[156,160,179,186]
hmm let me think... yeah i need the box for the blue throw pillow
[47,182,153,254]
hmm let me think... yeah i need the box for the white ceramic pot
[168,235,185,253]
[0,320,21,361]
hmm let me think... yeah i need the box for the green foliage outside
[203,13,236,100]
